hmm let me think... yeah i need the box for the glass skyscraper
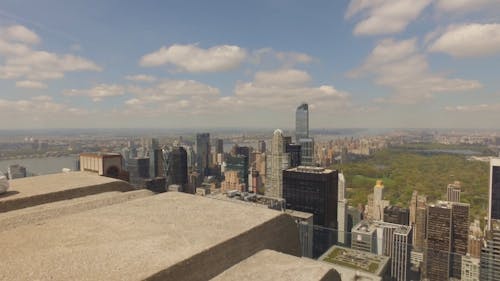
[295,103,309,141]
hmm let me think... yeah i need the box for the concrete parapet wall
[0,189,153,232]
[0,172,135,213]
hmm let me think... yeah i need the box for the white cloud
[233,69,350,111]
[345,0,432,36]
[1,25,40,44]
[429,23,500,57]
[251,48,314,67]
[15,80,47,89]
[352,38,482,103]
[435,0,499,13]
[63,84,125,102]
[253,69,311,87]
[125,74,157,82]
[0,24,101,84]
[139,44,247,72]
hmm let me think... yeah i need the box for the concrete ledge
[0,189,154,232]
[0,172,135,213]
[211,250,341,281]
[0,192,301,281]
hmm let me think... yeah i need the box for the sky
[0,0,500,129]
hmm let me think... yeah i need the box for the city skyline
[0,1,500,129]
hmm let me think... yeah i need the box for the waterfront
[0,156,78,176]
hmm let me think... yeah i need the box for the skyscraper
[298,138,314,166]
[258,140,266,153]
[215,138,223,155]
[337,172,348,245]
[195,133,210,179]
[127,157,150,187]
[481,219,500,280]
[7,164,27,179]
[266,129,288,198]
[424,201,470,281]
[295,103,309,141]
[166,146,188,187]
[285,143,301,168]
[283,166,338,257]
[489,158,500,230]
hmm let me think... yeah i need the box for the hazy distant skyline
[0,0,499,129]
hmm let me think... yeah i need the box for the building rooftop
[0,191,305,281]
[320,246,389,277]
[211,249,339,281]
[0,172,134,213]
[352,219,412,235]
[287,166,336,174]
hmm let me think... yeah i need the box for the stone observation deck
[0,172,340,281]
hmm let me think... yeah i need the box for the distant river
[0,156,78,176]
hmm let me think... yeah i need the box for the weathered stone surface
[0,189,153,232]
[0,192,301,281]
[211,249,341,281]
[0,172,134,213]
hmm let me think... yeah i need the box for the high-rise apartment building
[409,190,427,269]
[283,166,338,257]
[337,173,348,245]
[447,181,461,203]
[195,133,210,179]
[266,129,288,198]
[295,103,309,141]
[489,158,500,230]
[258,140,266,153]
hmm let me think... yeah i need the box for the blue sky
[0,0,499,129]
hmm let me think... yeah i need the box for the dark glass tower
[195,133,210,179]
[295,103,309,142]
[168,146,188,186]
[490,159,500,230]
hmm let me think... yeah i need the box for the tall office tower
[298,138,314,166]
[285,143,301,168]
[410,191,427,252]
[480,219,500,280]
[266,129,287,198]
[258,140,266,153]
[7,164,27,179]
[384,206,410,225]
[283,166,338,257]
[184,145,195,171]
[447,181,461,203]
[351,220,412,281]
[235,146,250,189]
[215,138,223,155]
[148,138,160,178]
[195,133,210,179]
[153,148,165,178]
[337,173,348,245]
[295,103,309,141]
[424,202,452,281]
[254,152,266,191]
[424,201,470,281]
[489,158,500,230]
[166,146,188,188]
[451,203,470,279]
[120,147,130,169]
[347,206,362,247]
[127,157,150,187]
